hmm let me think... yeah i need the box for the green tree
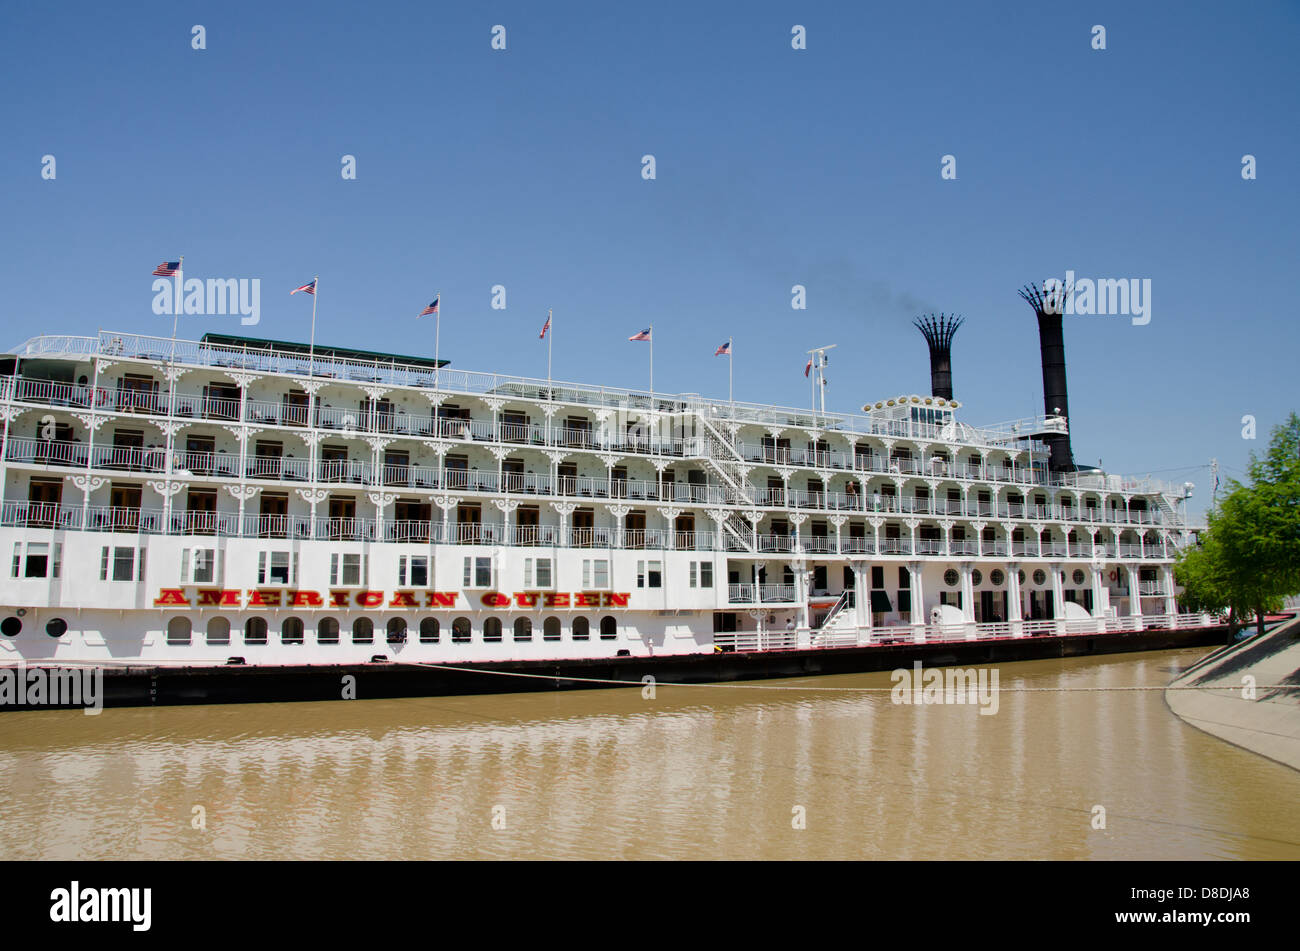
[1179,414,1300,638]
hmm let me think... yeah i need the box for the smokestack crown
[913,313,964,401]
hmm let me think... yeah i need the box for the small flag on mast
[804,357,813,377]
[291,279,317,296]
[152,261,181,277]
[418,296,440,317]
[540,311,551,339]
[629,328,651,342]
[714,341,731,357]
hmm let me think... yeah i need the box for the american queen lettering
[152,589,633,609]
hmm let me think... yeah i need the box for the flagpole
[547,308,553,390]
[649,324,654,401]
[434,291,441,390]
[171,255,184,349]
[308,274,318,376]
[728,336,733,406]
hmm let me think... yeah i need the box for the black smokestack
[1018,281,1075,472]
[912,313,964,400]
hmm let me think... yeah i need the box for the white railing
[713,613,1219,654]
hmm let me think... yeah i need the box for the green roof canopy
[200,332,447,369]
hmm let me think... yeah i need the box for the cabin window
[386,618,407,644]
[524,557,553,588]
[572,617,590,640]
[399,555,428,587]
[636,560,662,588]
[100,545,140,582]
[543,617,561,641]
[206,617,231,645]
[282,617,305,645]
[514,617,532,641]
[23,542,49,578]
[244,617,268,645]
[166,616,192,645]
[352,617,374,644]
[599,616,618,640]
[317,618,339,644]
[257,550,293,585]
[484,617,503,643]
[330,552,364,586]
[582,559,609,589]
[419,618,440,643]
[689,561,714,588]
[452,617,471,642]
[463,556,493,588]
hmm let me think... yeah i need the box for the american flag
[291,279,316,296]
[715,341,731,357]
[418,296,440,318]
[804,357,813,377]
[152,261,181,277]
[540,311,551,339]
[629,328,651,342]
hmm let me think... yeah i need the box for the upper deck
[7,330,1178,496]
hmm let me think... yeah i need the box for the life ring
[1108,569,1118,583]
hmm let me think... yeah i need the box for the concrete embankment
[1165,616,1300,770]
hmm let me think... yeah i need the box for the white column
[1007,562,1024,637]
[1126,563,1143,630]
[1050,562,1065,632]
[909,561,926,643]
[1162,564,1177,620]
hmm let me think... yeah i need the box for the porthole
[46,617,68,638]
[1,616,21,637]
[1073,569,1086,585]
[944,569,959,587]
[1032,569,1046,586]
[991,569,1005,586]
[972,569,983,586]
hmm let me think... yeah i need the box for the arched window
[206,616,230,645]
[419,617,439,643]
[599,616,617,640]
[452,617,471,643]
[387,617,407,644]
[318,617,340,644]
[282,616,304,645]
[572,617,590,640]
[513,617,532,641]
[352,617,374,644]
[484,617,502,642]
[543,616,561,641]
[166,616,192,645]
[245,617,268,644]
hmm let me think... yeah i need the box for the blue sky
[2,1,1297,517]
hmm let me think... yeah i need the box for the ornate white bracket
[66,474,106,495]
[147,479,185,497]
